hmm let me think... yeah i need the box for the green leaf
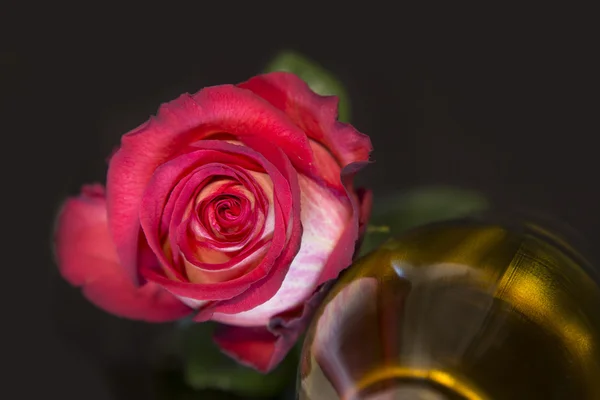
[178,323,297,398]
[264,50,351,122]
[360,186,489,256]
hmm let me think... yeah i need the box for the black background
[5,3,599,399]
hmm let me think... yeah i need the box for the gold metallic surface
[299,220,600,399]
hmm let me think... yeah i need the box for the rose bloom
[54,72,372,372]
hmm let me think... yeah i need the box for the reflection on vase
[298,219,600,400]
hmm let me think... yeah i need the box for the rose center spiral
[198,193,254,241]
[216,197,241,222]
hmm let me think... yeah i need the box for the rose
[54,72,372,372]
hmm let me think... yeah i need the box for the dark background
[6,3,598,399]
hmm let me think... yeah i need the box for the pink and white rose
[54,72,372,371]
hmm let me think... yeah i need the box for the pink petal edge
[213,279,334,373]
[54,184,191,322]
[238,71,373,170]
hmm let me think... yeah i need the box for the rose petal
[354,187,373,247]
[179,235,272,283]
[308,139,343,192]
[213,279,333,373]
[238,71,373,176]
[54,184,191,322]
[107,84,316,283]
[315,163,373,286]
